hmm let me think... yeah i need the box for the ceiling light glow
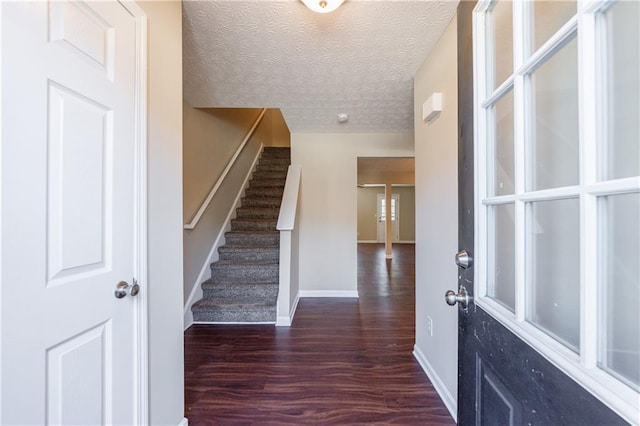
[301,0,345,14]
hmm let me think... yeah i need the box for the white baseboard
[299,290,359,298]
[276,292,300,326]
[193,321,275,325]
[178,418,188,426]
[413,345,457,422]
[183,144,264,331]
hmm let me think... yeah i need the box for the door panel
[455,2,628,425]
[476,356,522,426]
[1,1,139,424]
[47,83,112,283]
[46,322,113,425]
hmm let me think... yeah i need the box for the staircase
[191,147,290,323]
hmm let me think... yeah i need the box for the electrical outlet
[426,316,433,336]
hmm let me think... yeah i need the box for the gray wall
[413,14,459,417]
[138,1,185,424]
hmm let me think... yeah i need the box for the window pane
[530,36,579,191]
[599,193,640,389]
[531,1,576,54]
[487,0,513,91]
[491,90,515,196]
[528,198,580,351]
[488,203,516,311]
[600,1,640,180]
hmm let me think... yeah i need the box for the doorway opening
[377,193,400,242]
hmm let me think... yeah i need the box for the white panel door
[1,1,142,424]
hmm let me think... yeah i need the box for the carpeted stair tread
[224,231,280,246]
[211,259,279,268]
[245,187,285,198]
[240,197,282,208]
[201,280,278,299]
[261,147,291,157]
[249,178,286,188]
[192,298,277,323]
[251,171,288,180]
[194,297,277,307]
[210,260,279,281]
[218,246,279,261]
[235,207,280,219]
[230,218,278,231]
[253,165,289,173]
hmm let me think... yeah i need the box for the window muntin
[474,0,640,422]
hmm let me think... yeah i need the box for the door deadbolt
[455,250,473,269]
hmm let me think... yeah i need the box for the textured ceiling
[183,0,459,133]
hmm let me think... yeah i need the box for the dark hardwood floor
[184,243,455,425]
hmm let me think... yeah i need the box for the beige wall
[396,186,416,241]
[357,158,415,185]
[357,187,379,240]
[357,186,415,242]
[268,109,291,147]
[413,14,459,416]
[291,133,414,294]
[183,107,262,221]
[138,1,185,424]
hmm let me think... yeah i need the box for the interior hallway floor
[184,243,455,424]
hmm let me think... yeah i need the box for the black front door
[454,2,630,425]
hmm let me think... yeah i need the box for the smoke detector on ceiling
[337,113,349,123]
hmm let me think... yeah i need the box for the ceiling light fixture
[301,0,345,14]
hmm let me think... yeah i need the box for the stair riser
[203,283,278,299]
[261,150,291,159]
[249,180,286,188]
[218,250,279,262]
[255,164,289,173]
[245,188,284,198]
[235,209,279,219]
[224,233,279,246]
[252,171,287,180]
[211,265,279,281]
[240,198,281,208]
[231,220,277,231]
[192,306,276,323]
[261,151,291,159]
